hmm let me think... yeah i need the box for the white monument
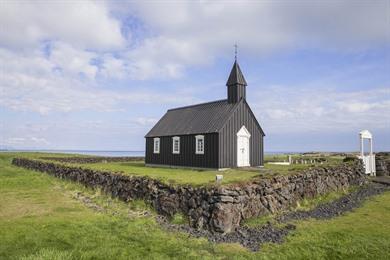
[358,130,376,176]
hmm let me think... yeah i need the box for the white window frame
[195,135,204,154]
[153,138,160,154]
[172,136,180,154]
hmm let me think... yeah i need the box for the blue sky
[0,1,389,152]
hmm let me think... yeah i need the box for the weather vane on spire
[234,43,238,61]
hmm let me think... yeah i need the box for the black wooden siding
[227,84,246,103]
[219,100,264,168]
[145,133,219,168]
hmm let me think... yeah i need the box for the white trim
[172,136,180,154]
[236,125,251,137]
[195,135,204,154]
[237,125,250,167]
[153,138,160,154]
[359,130,372,139]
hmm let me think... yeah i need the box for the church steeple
[226,60,247,103]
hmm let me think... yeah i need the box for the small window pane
[153,138,160,154]
[172,137,180,154]
[198,139,203,152]
[195,135,204,154]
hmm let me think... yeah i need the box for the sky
[0,0,389,152]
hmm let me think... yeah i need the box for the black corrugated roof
[226,60,247,86]
[145,99,240,137]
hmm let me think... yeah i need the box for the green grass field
[11,152,344,186]
[33,152,332,186]
[68,161,313,186]
[1,152,389,259]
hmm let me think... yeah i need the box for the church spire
[234,43,238,61]
[226,60,247,87]
[226,59,247,103]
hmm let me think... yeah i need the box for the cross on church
[234,43,238,61]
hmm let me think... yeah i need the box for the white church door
[237,126,251,167]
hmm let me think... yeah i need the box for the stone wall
[12,158,366,233]
[376,152,390,176]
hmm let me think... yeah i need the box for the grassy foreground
[1,152,389,259]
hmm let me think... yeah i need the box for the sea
[0,150,145,157]
[0,150,296,157]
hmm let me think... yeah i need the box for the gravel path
[277,182,388,223]
[158,183,389,251]
[157,216,295,251]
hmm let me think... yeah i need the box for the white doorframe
[237,125,251,167]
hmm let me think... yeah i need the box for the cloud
[0,118,157,150]
[49,42,98,79]
[97,37,206,80]
[0,47,198,114]
[131,117,158,127]
[252,86,390,134]
[338,100,390,113]
[124,36,208,80]
[0,1,125,50]
[1,1,388,81]
[3,137,49,146]
[99,54,129,79]
[120,0,389,79]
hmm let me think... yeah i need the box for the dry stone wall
[12,158,366,233]
[376,152,390,176]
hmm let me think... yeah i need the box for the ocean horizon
[0,149,347,157]
[0,150,145,157]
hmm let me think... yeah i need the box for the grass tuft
[170,213,188,225]
[20,248,73,260]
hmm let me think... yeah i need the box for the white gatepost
[358,130,376,176]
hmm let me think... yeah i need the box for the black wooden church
[145,60,265,169]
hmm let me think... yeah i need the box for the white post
[370,138,375,176]
[359,130,376,176]
[370,138,373,156]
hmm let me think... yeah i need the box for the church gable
[218,99,264,168]
[220,99,265,137]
